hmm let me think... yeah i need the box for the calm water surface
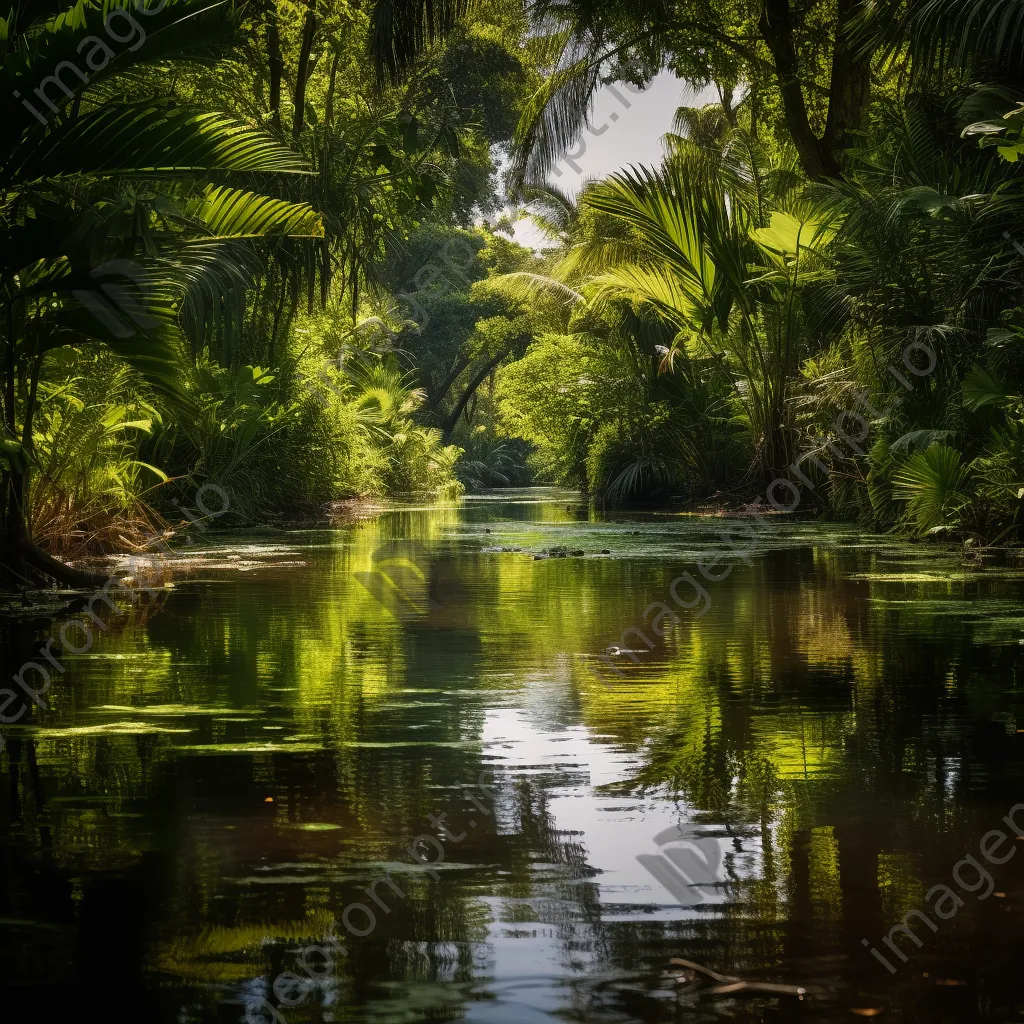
[3,488,1024,1023]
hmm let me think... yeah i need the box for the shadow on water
[2,487,1024,1022]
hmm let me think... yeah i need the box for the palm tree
[582,151,815,477]
[0,1,324,586]
[504,134,838,480]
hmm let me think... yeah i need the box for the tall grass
[30,356,168,559]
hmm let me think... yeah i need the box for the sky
[505,71,717,250]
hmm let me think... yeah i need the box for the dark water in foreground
[2,488,1024,1023]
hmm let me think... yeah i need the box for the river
[2,488,1023,1023]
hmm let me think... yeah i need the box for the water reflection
[2,488,1024,1023]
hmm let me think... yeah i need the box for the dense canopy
[2,0,1024,584]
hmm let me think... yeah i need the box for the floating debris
[670,958,806,999]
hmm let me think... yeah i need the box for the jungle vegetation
[2,0,1024,585]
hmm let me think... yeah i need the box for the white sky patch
[505,71,718,251]
[480,701,759,920]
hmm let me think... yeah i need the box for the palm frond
[585,264,700,328]
[519,181,579,242]
[0,0,236,140]
[45,302,188,410]
[476,272,584,308]
[507,1,679,190]
[585,162,736,332]
[509,54,607,192]
[890,428,956,452]
[556,236,645,281]
[893,443,971,534]
[671,104,731,149]
[963,363,1015,411]
[909,0,1024,76]
[7,102,309,183]
[187,186,324,240]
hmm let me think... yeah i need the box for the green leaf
[0,437,30,473]
[750,211,836,255]
[131,460,171,483]
[963,364,1014,411]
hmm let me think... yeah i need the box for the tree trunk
[324,44,342,126]
[442,350,509,440]
[820,0,874,165]
[22,539,107,588]
[760,0,838,180]
[760,0,872,181]
[292,0,318,143]
[719,83,738,128]
[0,467,29,583]
[428,355,472,415]
[267,10,283,133]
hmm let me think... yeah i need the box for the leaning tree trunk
[1,324,105,589]
[442,349,510,441]
[0,466,30,583]
[0,467,105,589]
